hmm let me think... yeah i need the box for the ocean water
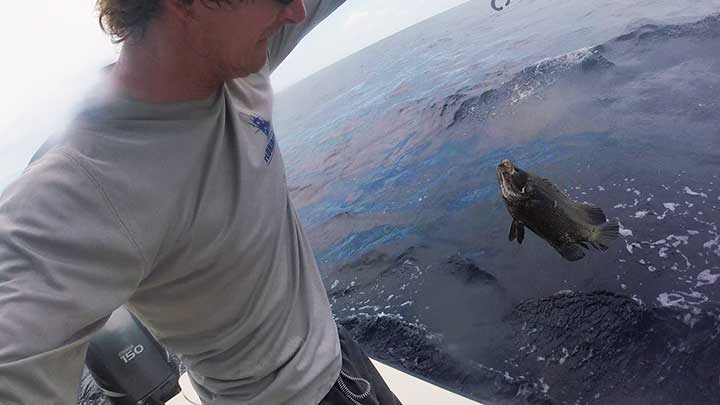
[275,1,720,404]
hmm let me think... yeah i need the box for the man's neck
[110,26,222,104]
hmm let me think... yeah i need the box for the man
[0,1,401,404]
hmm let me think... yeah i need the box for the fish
[496,159,619,262]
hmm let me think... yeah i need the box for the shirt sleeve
[0,151,146,403]
[267,0,347,73]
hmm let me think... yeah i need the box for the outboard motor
[85,307,180,404]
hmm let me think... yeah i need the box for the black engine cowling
[85,307,180,405]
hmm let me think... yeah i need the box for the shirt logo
[246,115,276,165]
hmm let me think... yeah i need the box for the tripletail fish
[497,159,619,262]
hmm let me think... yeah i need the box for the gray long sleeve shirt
[0,1,346,403]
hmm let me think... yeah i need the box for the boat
[166,359,483,405]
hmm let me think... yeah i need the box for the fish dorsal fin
[535,177,608,226]
[569,202,607,225]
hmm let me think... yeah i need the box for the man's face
[182,0,307,79]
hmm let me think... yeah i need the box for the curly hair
[96,0,237,43]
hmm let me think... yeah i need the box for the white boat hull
[167,359,483,404]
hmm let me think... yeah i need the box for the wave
[443,13,720,129]
[338,313,554,405]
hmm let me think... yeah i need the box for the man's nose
[282,0,306,24]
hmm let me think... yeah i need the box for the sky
[272,0,470,91]
[0,0,468,156]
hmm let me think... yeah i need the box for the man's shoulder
[1,147,101,218]
[228,63,273,95]
[226,64,274,120]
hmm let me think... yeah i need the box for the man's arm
[267,0,347,73]
[0,151,145,403]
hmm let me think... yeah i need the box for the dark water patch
[324,245,427,307]
[326,246,420,299]
[509,291,720,405]
[448,47,614,129]
[339,314,555,405]
[618,14,720,43]
[579,51,615,72]
[450,89,502,128]
[443,254,498,284]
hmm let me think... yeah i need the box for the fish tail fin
[593,220,620,251]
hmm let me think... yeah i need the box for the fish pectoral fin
[509,220,525,244]
[557,243,586,262]
[517,221,525,244]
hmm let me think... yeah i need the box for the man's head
[98,0,306,79]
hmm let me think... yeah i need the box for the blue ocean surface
[275,1,720,403]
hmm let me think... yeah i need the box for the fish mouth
[497,160,524,200]
[496,160,516,183]
[497,159,514,172]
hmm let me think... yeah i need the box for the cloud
[0,2,119,190]
[0,2,116,159]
